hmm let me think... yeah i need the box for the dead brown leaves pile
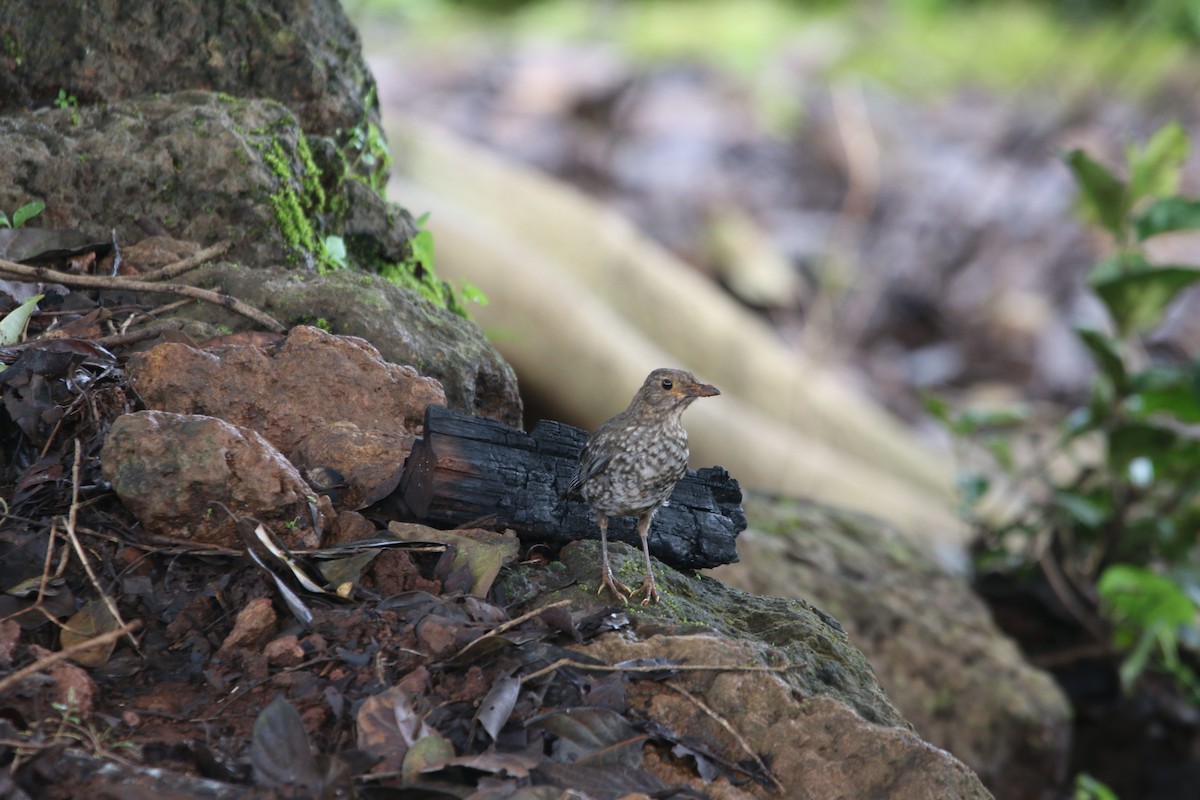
[0,239,775,799]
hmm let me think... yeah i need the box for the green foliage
[1075,773,1120,800]
[1098,565,1200,695]
[341,85,393,196]
[322,235,349,270]
[381,212,489,317]
[54,88,81,125]
[0,294,44,358]
[0,200,45,229]
[942,122,1200,700]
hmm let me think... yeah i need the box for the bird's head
[630,367,720,414]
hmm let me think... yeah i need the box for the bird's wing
[564,437,613,498]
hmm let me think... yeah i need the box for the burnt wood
[396,404,744,569]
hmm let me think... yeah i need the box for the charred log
[394,405,744,569]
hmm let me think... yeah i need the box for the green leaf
[1108,421,1177,472]
[1075,772,1119,800]
[1065,148,1128,238]
[321,234,348,269]
[1134,196,1200,241]
[957,473,990,507]
[984,435,1015,471]
[1129,363,1200,423]
[410,228,435,271]
[1075,327,1128,393]
[952,406,1028,436]
[458,279,489,306]
[1098,565,1195,689]
[1091,264,1200,335]
[920,392,952,425]
[1052,490,1107,531]
[11,200,44,228]
[0,293,44,346]
[1128,121,1188,203]
[1098,565,1195,629]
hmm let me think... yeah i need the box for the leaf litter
[0,245,773,798]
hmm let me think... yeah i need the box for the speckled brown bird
[566,368,720,604]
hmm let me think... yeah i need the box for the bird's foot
[631,574,660,605]
[598,568,632,603]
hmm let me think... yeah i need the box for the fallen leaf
[474,674,521,742]
[389,523,518,597]
[357,684,436,771]
[402,733,455,784]
[526,707,645,767]
[59,599,120,667]
[249,695,321,790]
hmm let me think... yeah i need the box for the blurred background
[347,0,1200,541]
[345,2,1200,796]
[350,0,1198,414]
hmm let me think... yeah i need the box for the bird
[565,367,720,604]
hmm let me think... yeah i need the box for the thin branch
[0,620,142,697]
[520,657,794,685]
[92,321,185,348]
[448,599,573,663]
[64,439,140,652]
[665,681,785,794]
[135,240,234,282]
[0,255,284,333]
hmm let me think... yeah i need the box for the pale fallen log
[388,119,954,503]
[387,172,965,547]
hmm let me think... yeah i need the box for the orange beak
[684,381,720,398]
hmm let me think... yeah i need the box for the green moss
[254,129,344,273]
[294,132,326,214]
[268,187,319,258]
[3,34,24,64]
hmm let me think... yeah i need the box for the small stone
[264,635,306,668]
[219,597,277,652]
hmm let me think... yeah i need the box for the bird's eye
[661,379,673,390]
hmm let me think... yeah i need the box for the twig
[109,229,122,278]
[143,299,193,317]
[448,599,573,663]
[665,681,785,793]
[136,240,233,282]
[521,657,793,684]
[0,620,142,697]
[1038,544,1107,643]
[64,439,140,651]
[92,321,185,348]
[0,254,284,333]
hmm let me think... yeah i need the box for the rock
[713,496,1070,800]
[49,658,98,717]
[127,326,445,497]
[329,511,379,544]
[219,598,278,653]
[263,636,306,668]
[0,20,524,426]
[496,540,993,799]
[0,92,409,273]
[182,268,523,426]
[100,410,325,548]
[0,0,375,142]
[586,636,992,800]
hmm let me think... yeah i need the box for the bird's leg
[631,511,660,605]
[597,512,632,602]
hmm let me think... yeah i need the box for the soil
[0,283,705,799]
